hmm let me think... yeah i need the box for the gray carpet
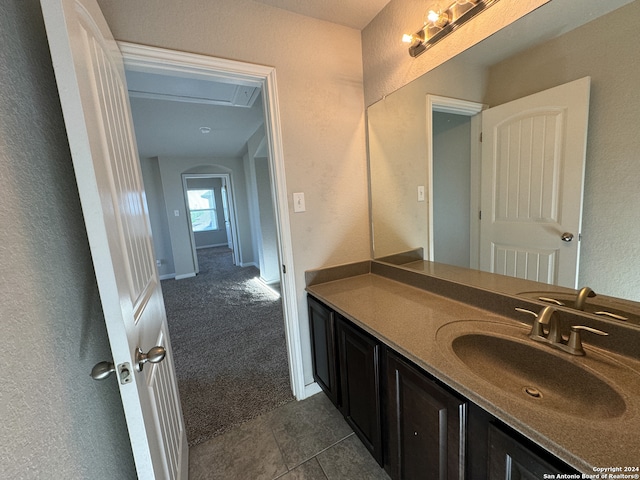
[161,247,293,446]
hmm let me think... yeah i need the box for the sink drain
[523,386,543,398]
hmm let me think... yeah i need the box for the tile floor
[189,392,391,480]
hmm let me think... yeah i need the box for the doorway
[426,95,485,268]
[120,42,306,441]
[183,174,240,272]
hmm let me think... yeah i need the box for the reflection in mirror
[368,0,640,313]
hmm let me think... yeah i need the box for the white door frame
[426,95,485,267]
[120,42,306,400]
[182,173,241,269]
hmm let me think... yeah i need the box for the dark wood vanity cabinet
[487,424,577,479]
[308,296,339,406]
[385,350,466,480]
[308,296,384,464]
[336,316,383,465]
[307,295,578,479]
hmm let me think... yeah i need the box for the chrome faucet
[575,286,596,311]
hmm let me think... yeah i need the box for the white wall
[97,0,371,385]
[0,1,135,477]
[244,125,280,284]
[255,157,280,284]
[141,156,175,276]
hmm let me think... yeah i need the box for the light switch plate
[293,192,306,212]
[417,186,425,202]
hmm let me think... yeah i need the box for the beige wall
[361,0,549,106]
[484,1,640,301]
[0,1,135,477]
[97,0,370,384]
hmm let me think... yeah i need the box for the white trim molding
[119,42,305,400]
[425,95,486,264]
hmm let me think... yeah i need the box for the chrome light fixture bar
[403,0,501,58]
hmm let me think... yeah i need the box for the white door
[40,0,188,478]
[480,77,591,288]
[221,183,233,250]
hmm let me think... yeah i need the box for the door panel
[40,0,187,478]
[480,77,591,288]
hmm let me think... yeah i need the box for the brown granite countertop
[306,272,640,474]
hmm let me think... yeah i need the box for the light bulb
[402,31,425,48]
[425,2,450,28]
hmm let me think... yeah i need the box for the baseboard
[303,382,322,399]
[241,261,258,268]
[175,272,196,280]
[159,273,176,280]
[260,276,280,286]
[196,243,228,249]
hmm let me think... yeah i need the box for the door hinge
[282,264,286,274]
[479,210,482,220]
[480,132,483,142]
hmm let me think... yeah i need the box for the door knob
[561,232,574,242]
[91,361,133,384]
[135,345,166,371]
[91,361,116,380]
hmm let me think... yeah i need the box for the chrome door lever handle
[135,345,166,371]
[91,361,116,380]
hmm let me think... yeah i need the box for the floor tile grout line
[271,432,355,480]
[315,454,331,480]
[285,432,356,472]
[268,423,292,480]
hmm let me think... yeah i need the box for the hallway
[161,247,293,446]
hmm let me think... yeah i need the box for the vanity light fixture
[402,0,500,58]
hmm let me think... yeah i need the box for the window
[187,189,218,232]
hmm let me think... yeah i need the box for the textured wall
[0,1,135,478]
[361,0,549,106]
[97,0,370,385]
[484,2,640,301]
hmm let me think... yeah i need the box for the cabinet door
[308,296,339,405]
[337,317,383,465]
[386,351,466,480]
[488,424,575,480]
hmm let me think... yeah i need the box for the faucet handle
[566,325,608,356]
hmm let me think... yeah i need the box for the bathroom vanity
[306,260,640,478]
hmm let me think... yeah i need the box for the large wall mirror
[368,0,640,318]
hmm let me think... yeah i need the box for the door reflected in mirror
[368,0,640,307]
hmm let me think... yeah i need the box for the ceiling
[252,0,391,30]
[127,68,266,158]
